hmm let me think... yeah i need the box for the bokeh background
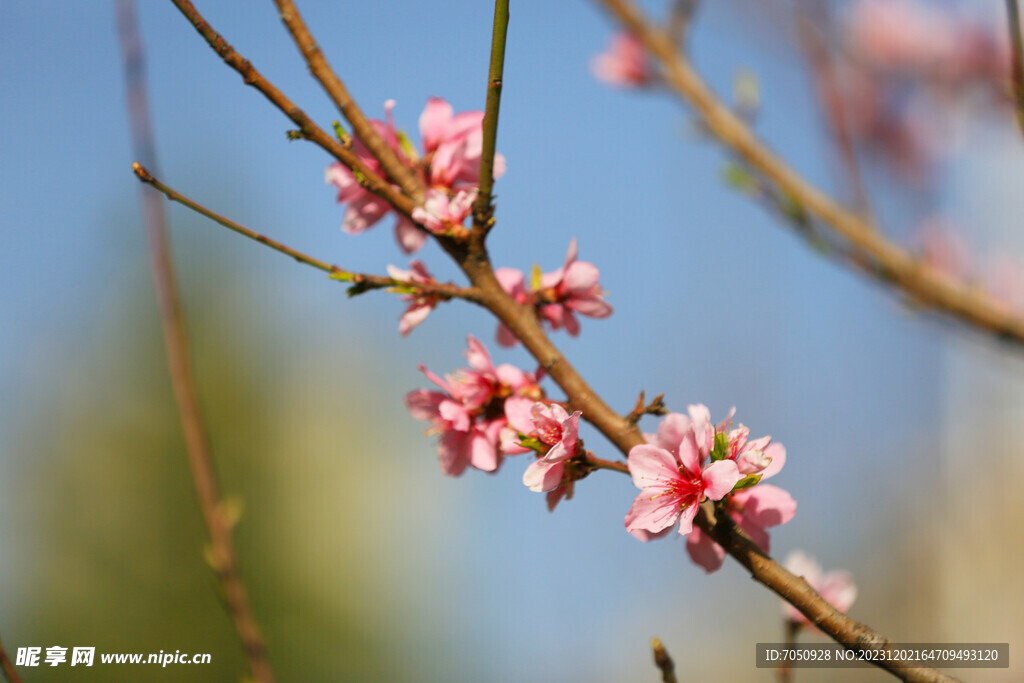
[2,1,1023,681]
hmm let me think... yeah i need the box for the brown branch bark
[116,3,274,681]
[598,0,1024,349]
[167,0,416,219]
[272,0,423,201]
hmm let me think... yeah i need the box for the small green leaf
[732,474,762,492]
[722,162,758,193]
[530,263,543,292]
[397,130,417,160]
[518,436,546,453]
[328,271,355,282]
[332,120,349,143]
[710,431,730,461]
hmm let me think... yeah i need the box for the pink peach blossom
[514,403,582,493]
[386,260,439,336]
[411,188,477,236]
[405,336,541,476]
[325,100,425,253]
[495,240,612,345]
[328,97,506,254]
[419,96,506,188]
[782,551,858,627]
[625,441,742,538]
[591,33,653,88]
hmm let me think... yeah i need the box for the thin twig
[473,0,511,237]
[1007,0,1024,135]
[597,0,1024,349]
[0,630,22,683]
[132,164,481,303]
[795,0,873,218]
[651,637,678,683]
[116,4,274,681]
[272,0,422,201]
[777,619,801,683]
[167,0,416,219]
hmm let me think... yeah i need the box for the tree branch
[651,637,678,683]
[116,3,274,681]
[0,629,21,683]
[167,0,416,219]
[131,164,481,303]
[1007,0,1024,136]
[472,0,511,237]
[272,0,423,201]
[453,238,955,682]
[597,0,1024,349]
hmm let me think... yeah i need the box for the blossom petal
[419,96,453,152]
[734,484,796,528]
[627,444,681,490]
[394,217,426,253]
[468,428,499,472]
[701,459,742,501]
[523,459,564,492]
[625,487,681,534]
[686,526,727,573]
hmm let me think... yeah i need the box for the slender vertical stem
[0,631,22,683]
[1006,0,1024,135]
[473,0,511,236]
[115,3,274,681]
[651,637,678,683]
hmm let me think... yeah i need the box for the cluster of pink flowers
[782,551,858,627]
[405,336,589,508]
[405,336,541,476]
[914,219,1024,316]
[833,0,1010,183]
[590,32,654,88]
[624,405,796,573]
[494,239,613,345]
[326,97,506,253]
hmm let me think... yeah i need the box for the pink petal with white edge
[701,459,742,500]
[438,400,471,433]
[676,434,702,476]
[398,303,432,336]
[734,484,796,528]
[686,526,727,573]
[523,459,564,492]
[675,502,699,536]
[625,488,682,534]
[627,444,681,490]
[760,443,786,480]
